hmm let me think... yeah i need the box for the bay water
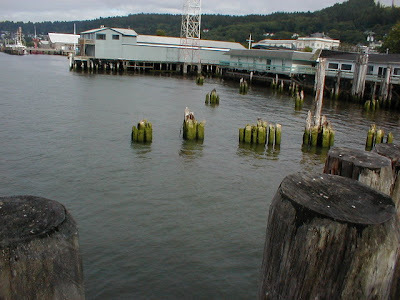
[1,53,399,299]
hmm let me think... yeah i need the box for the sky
[0,0,395,23]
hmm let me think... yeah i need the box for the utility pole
[246,34,254,49]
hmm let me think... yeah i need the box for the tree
[381,22,400,53]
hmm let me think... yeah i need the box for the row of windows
[328,63,352,71]
[96,34,120,40]
[328,63,400,75]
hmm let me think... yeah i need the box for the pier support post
[334,70,341,99]
[380,65,392,103]
[259,172,399,300]
[0,195,85,299]
[183,63,188,75]
[314,58,326,128]
[351,53,369,100]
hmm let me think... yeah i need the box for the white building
[48,33,79,52]
[253,35,340,51]
[78,27,246,70]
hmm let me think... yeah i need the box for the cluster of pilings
[303,59,335,149]
[270,74,285,93]
[205,89,220,105]
[131,120,153,143]
[365,124,394,150]
[239,78,249,94]
[303,112,335,148]
[196,75,204,85]
[182,107,205,141]
[239,119,281,146]
[289,82,305,109]
[364,99,380,112]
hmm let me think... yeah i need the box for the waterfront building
[48,33,79,53]
[77,26,245,73]
[254,33,340,51]
[222,49,318,76]
[321,50,400,84]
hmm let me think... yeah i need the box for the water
[1,53,399,299]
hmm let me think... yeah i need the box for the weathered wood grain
[259,172,399,300]
[0,195,85,300]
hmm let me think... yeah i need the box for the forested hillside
[1,0,400,46]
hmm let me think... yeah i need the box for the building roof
[226,49,317,62]
[80,27,138,36]
[136,35,245,50]
[48,33,79,44]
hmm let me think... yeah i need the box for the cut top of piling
[326,146,392,170]
[280,173,395,225]
[373,143,400,169]
[0,195,66,248]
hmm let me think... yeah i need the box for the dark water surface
[1,53,399,299]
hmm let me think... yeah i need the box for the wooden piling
[259,172,399,300]
[239,128,245,143]
[324,147,393,195]
[206,89,219,105]
[275,124,282,146]
[268,124,275,146]
[196,75,204,85]
[334,70,341,100]
[132,120,152,143]
[257,126,266,145]
[0,196,85,300]
[239,78,249,94]
[182,108,205,141]
[372,143,400,211]
[351,53,369,100]
[244,125,252,144]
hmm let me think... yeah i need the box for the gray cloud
[0,0,394,22]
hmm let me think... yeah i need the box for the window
[341,64,352,71]
[112,35,120,40]
[394,68,400,75]
[328,63,339,70]
[367,65,374,75]
[378,67,387,76]
[96,34,106,40]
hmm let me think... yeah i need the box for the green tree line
[1,0,400,47]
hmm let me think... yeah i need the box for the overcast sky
[0,0,395,23]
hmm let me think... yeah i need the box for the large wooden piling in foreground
[259,172,399,300]
[0,195,85,299]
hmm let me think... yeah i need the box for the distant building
[253,33,340,51]
[48,33,79,52]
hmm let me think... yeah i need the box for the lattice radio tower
[180,0,202,63]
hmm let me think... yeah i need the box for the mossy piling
[183,107,205,141]
[239,118,281,147]
[365,124,394,150]
[239,78,249,94]
[132,120,153,143]
[205,88,220,105]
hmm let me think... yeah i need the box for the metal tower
[180,0,202,64]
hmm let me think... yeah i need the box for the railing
[219,61,316,75]
[221,61,400,84]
